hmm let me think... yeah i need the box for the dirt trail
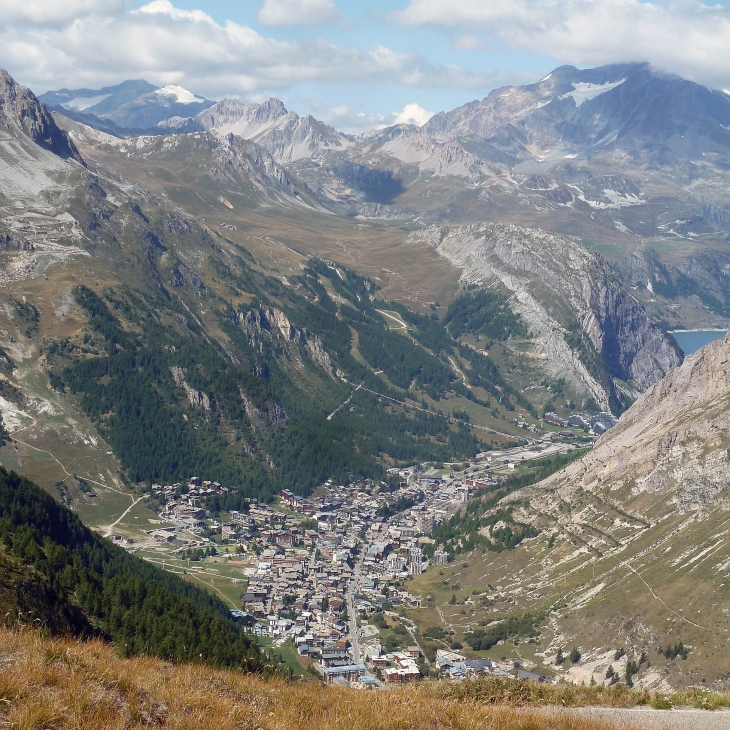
[557,707,730,729]
[377,310,407,330]
[103,496,145,537]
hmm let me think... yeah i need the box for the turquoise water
[671,330,727,355]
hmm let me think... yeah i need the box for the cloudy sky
[2,0,730,132]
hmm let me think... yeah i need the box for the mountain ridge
[413,222,682,409]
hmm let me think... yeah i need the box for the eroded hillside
[410,335,730,690]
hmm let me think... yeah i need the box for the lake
[670,330,728,355]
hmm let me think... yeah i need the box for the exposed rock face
[513,333,730,526]
[371,127,498,181]
[583,277,682,388]
[423,62,730,165]
[114,132,316,209]
[613,247,730,328]
[217,135,293,190]
[474,335,730,689]
[170,366,212,413]
[239,389,288,433]
[193,97,352,164]
[195,98,288,138]
[0,69,84,164]
[237,307,338,377]
[416,223,681,408]
[580,333,730,511]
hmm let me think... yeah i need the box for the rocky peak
[0,69,84,164]
[421,61,730,166]
[193,98,351,163]
[195,98,289,138]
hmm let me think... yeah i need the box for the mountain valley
[1,56,730,698]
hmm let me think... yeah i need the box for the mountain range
[3,62,721,493]
[39,79,214,130]
[40,62,730,337]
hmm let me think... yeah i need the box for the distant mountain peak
[39,79,213,131]
[154,85,206,105]
[192,97,351,163]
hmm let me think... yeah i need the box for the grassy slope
[0,626,701,730]
[404,460,730,689]
[4,626,730,730]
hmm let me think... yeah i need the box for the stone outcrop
[579,332,730,511]
[170,366,212,413]
[237,307,338,377]
[478,335,730,689]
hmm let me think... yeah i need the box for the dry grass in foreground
[0,627,633,730]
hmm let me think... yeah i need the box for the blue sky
[2,0,730,133]
[168,0,556,127]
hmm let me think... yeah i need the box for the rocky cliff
[415,222,681,409]
[0,69,84,164]
[236,306,339,378]
[579,333,730,510]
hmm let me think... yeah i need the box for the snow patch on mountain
[61,94,112,111]
[155,86,205,104]
[559,79,626,107]
[576,188,645,209]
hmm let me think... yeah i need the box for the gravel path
[558,707,730,729]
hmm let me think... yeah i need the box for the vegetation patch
[0,467,266,671]
[464,611,544,651]
[425,449,587,559]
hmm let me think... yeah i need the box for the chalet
[275,531,295,547]
[297,644,317,658]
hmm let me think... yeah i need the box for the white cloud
[0,0,125,26]
[452,34,484,51]
[393,0,730,89]
[393,102,433,126]
[316,104,388,133]
[135,0,212,23]
[257,0,343,28]
[0,0,500,96]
